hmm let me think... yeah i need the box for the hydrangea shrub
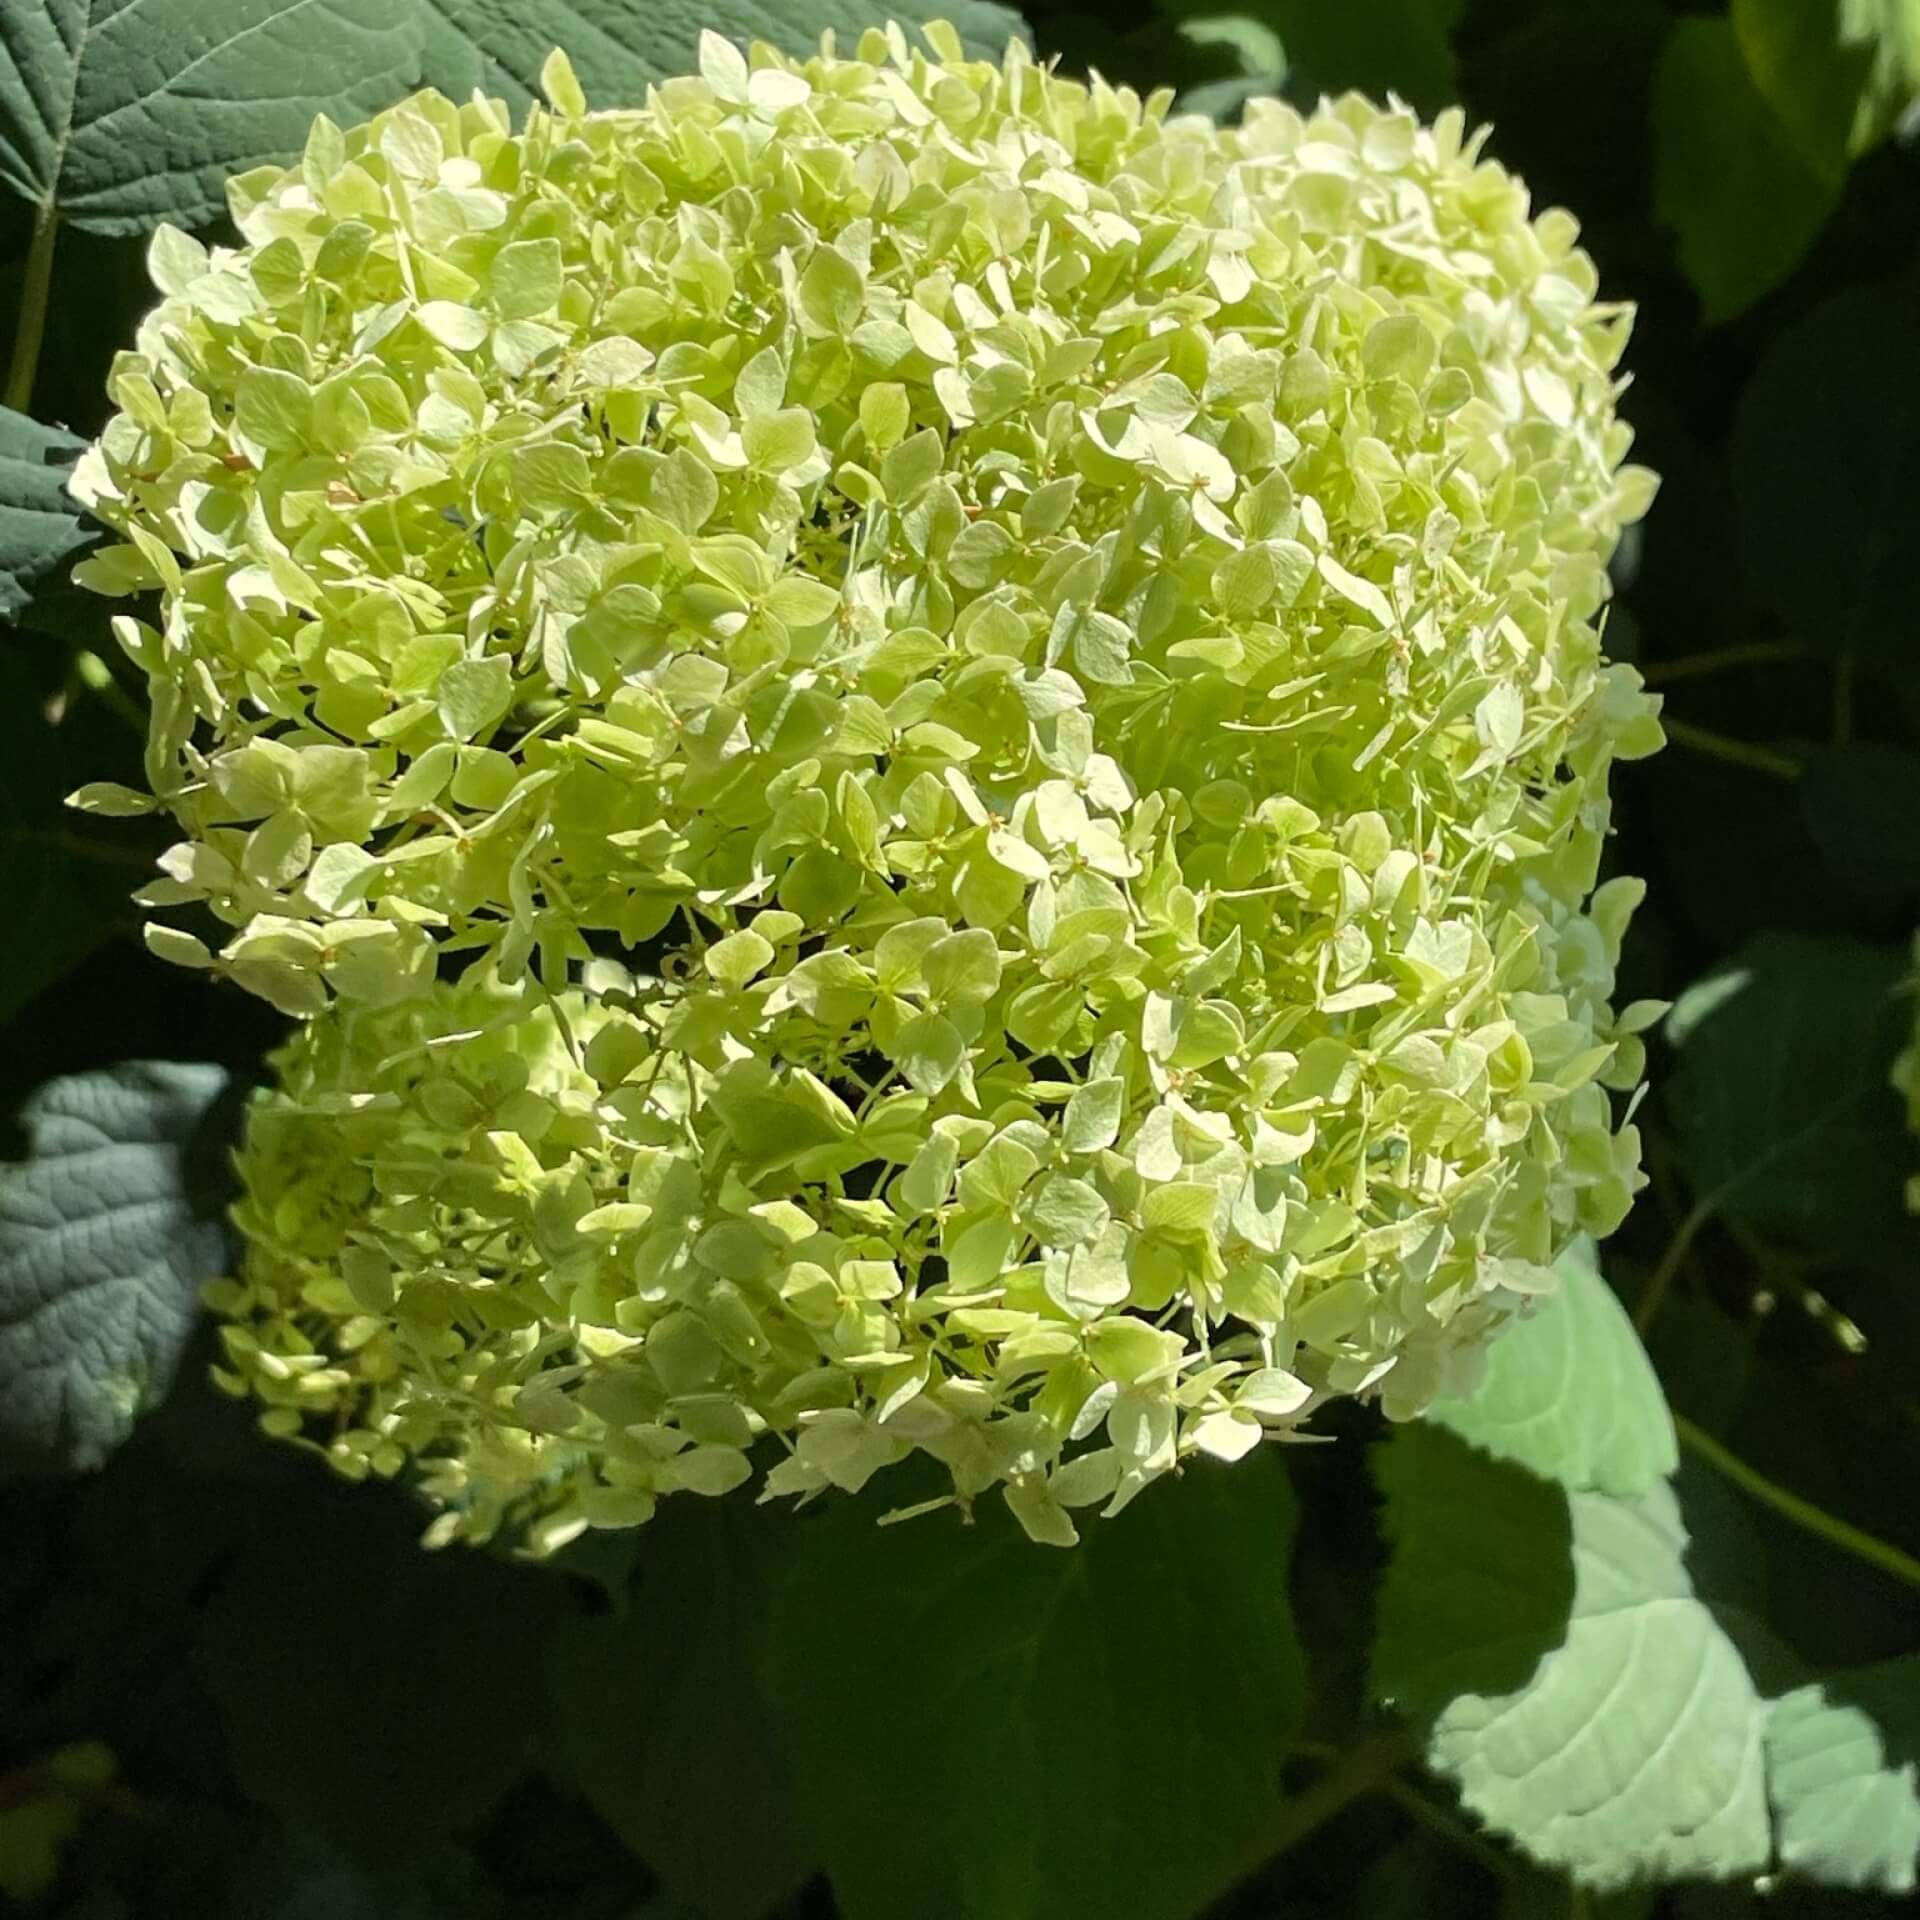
[72,21,1663,1550]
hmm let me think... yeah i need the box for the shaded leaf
[0,404,88,619]
[1427,1239,1676,1496]
[1732,0,1874,182]
[201,1478,561,1865]
[0,1060,231,1474]
[1663,933,1919,1262]
[765,1454,1305,1920]
[0,648,149,1022]
[1455,2,1667,228]
[1651,16,1838,323]
[1173,13,1287,122]
[1799,742,1920,898]
[549,1499,811,1920]
[0,0,422,235]
[1733,282,1920,669]
[417,0,1027,109]
[1262,0,1463,116]
[1371,1424,1575,1723]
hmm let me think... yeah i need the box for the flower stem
[1675,1413,1920,1592]
[1643,640,1808,687]
[1662,717,1802,780]
[1633,1196,1713,1334]
[5,201,59,413]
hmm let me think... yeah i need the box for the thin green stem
[11,829,152,872]
[71,651,149,739]
[1377,1776,1511,1879]
[1662,717,1803,780]
[1833,647,1856,747]
[1633,1195,1713,1335]
[5,201,59,413]
[1642,640,1808,687]
[1252,1733,1419,1867]
[1675,1413,1920,1592]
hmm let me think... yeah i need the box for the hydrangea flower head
[75,21,1663,1549]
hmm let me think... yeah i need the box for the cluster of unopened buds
[72,20,1662,1549]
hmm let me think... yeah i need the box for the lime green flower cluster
[75,21,1663,1548]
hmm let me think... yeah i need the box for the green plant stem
[1833,647,1855,746]
[69,651,149,739]
[1643,640,1808,686]
[1662,717,1803,780]
[1377,1775,1511,1879]
[1675,1413,1920,1592]
[1255,1733,1419,1864]
[5,201,58,413]
[1633,1196,1713,1334]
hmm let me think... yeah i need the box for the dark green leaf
[417,0,1027,109]
[1663,933,1919,1262]
[0,1059,231,1475]
[201,1480,562,1865]
[1733,283,1920,668]
[0,0,422,235]
[549,1499,811,1920]
[1832,1653,1920,1768]
[1651,16,1838,323]
[1731,0,1874,182]
[1370,1424,1575,1723]
[0,648,149,1022]
[1257,0,1463,116]
[1800,743,1920,897]
[0,404,89,619]
[1454,2,1668,230]
[766,1455,1305,1920]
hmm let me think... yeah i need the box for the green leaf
[1651,16,1838,323]
[1733,283,1920,668]
[0,1061,232,1475]
[416,0,1028,109]
[766,1454,1306,1920]
[1172,13,1287,123]
[0,649,155,1021]
[1841,0,1920,139]
[202,1478,560,1865]
[1371,1424,1575,1724]
[1425,1475,1771,1888]
[549,1500,812,1920]
[1258,0,1463,116]
[0,406,89,620]
[1663,933,1918,1263]
[1765,1681,1920,1892]
[0,0,423,235]
[1731,0,1875,182]
[1427,1240,1676,1495]
[1799,743,1920,897]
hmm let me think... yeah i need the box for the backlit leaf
[1427,1239,1677,1495]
